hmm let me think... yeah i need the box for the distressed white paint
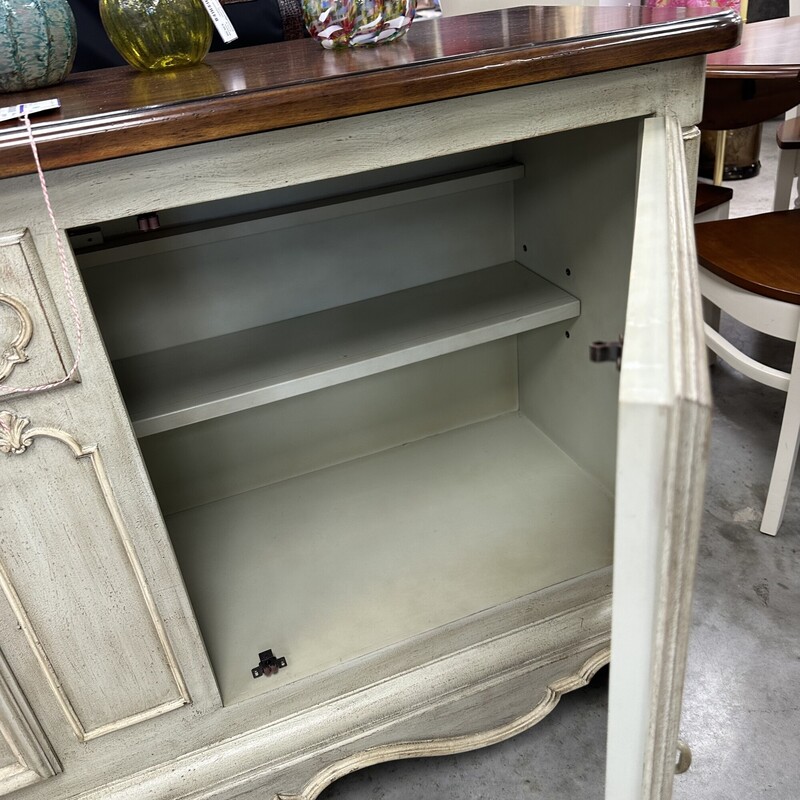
[0,230,74,395]
[0,645,59,796]
[606,115,711,800]
[0,55,710,800]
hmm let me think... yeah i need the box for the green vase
[0,0,77,94]
[100,0,213,72]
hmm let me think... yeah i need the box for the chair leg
[702,297,721,365]
[761,337,800,535]
[773,149,797,211]
[713,131,727,186]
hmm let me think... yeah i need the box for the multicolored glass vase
[99,0,213,71]
[303,0,416,49]
[0,0,77,93]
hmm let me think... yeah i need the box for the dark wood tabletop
[0,6,739,179]
[702,16,800,130]
[707,15,800,79]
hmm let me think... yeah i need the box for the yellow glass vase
[100,0,213,71]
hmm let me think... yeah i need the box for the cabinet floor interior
[166,411,614,706]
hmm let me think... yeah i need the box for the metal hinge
[589,338,623,369]
[251,649,287,679]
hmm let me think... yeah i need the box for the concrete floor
[319,121,800,799]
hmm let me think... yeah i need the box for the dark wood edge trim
[698,257,800,304]
[706,67,800,79]
[0,12,740,179]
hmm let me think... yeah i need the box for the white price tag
[0,98,61,123]
[200,0,239,43]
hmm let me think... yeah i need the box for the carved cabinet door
[0,409,192,745]
[0,213,204,757]
[605,115,712,800]
[0,230,75,396]
[0,644,60,796]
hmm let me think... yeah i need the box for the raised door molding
[0,230,75,396]
[605,115,712,800]
[0,293,32,382]
[0,644,59,796]
[0,411,190,741]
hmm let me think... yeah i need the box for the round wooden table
[703,15,800,131]
[700,15,800,182]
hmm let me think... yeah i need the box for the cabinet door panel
[0,644,59,795]
[0,412,189,741]
[605,115,712,800]
[0,230,73,395]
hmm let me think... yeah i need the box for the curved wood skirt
[282,646,610,800]
[86,569,610,800]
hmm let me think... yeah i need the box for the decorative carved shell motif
[0,411,32,454]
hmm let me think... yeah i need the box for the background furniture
[703,14,800,130]
[703,14,800,184]
[774,116,800,209]
[695,182,734,221]
[696,210,800,535]
[0,8,737,800]
[698,15,800,535]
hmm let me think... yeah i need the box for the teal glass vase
[0,0,77,93]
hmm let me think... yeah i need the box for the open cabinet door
[605,114,712,800]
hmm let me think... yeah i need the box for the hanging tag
[200,0,239,43]
[0,98,60,124]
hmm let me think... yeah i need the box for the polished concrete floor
[319,121,800,799]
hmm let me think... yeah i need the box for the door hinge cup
[589,338,623,369]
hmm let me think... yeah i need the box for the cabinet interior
[73,118,642,706]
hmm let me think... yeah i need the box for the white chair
[696,209,800,535]
[773,0,799,207]
[773,116,800,211]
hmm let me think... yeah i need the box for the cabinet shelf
[116,262,579,437]
[167,412,614,706]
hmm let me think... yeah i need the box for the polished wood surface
[696,210,800,303]
[694,182,733,214]
[702,17,800,130]
[706,15,800,79]
[0,7,739,179]
[702,74,800,129]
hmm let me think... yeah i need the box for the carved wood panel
[0,230,74,397]
[0,411,190,741]
[0,643,59,795]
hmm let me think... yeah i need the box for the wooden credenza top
[0,5,739,179]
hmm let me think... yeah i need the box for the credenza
[0,8,739,799]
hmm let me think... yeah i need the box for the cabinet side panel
[515,119,641,491]
[0,426,188,740]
